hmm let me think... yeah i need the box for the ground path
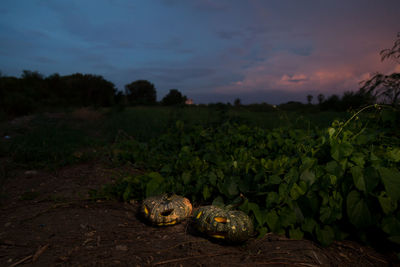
[0,163,396,266]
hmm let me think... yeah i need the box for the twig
[365,254,388,264]
[0,241,28,247]
[311,250,322,265]
[32,244,49,262]
[153,253,232,266]
[7,244,49,267]
[8,255,32,267]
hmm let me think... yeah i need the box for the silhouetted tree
[21,70,44,80]
[0,75,34,116]
[317,94,325,105]
[361,72,400,106]
[340,90,374,111]
[360,32,400,106]
[234,98,241,107]
[320,94,340,111]
[125,80,157,105]
[380,32,400,63]
[306,94,313,104]
[278,101,305,111]
[114,91,127,106]
[161,89,187,105]
[1,70,119,116]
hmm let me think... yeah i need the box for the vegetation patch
[93,105,400,251]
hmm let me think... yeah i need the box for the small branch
[7,244,49,267]
[8,255,32,267]
[32,244,49,262]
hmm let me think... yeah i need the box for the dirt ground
[0,162,398,266]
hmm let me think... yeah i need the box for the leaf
[279,207,297,227]
[301,157,316,172]
[326,161,342,177]
[378,167,400,201]
[378,192,398,215]
[122,185,132,202]
[289,227,304,240]
[301,218,317,234]
[351,166,366,192]
[363,167,380,193]
[300,170,316,186]
[266,210,279,232]
[388,148,400,162]
[381,216,400,236]
[202,185,211,200]
[319,206,332,223]
[351,152,366,167]
[212,196,225,208]
[226,179,238,197]
[145,172,165,197]
[328,127,335,138]
[266,192,279,208]
[209,172,217,186]
[258,227,269,237]
[290,182,306,200]
[182,171,191,185]
[268,174,281,185]
[248,202,267,225]
[346,190,372,228]
[331,141,353,161]
[316,225,335,246]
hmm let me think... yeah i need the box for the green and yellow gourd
[141,193,192,226]
[192,205,254,243]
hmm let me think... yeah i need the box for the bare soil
[0,162,398,266]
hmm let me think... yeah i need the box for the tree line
[1,33,398,118]
[0,72,188,117]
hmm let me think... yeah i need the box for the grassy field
[1,105,400,252]
[0,106,350,170]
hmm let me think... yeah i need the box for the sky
[0,0,399,104]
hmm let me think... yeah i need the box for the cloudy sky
[1,0,399,104]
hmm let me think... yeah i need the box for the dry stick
[32,244,49,262]
[153,253,232,266]
[8,255,32,267]
[311,250,322,265]
[8,244,50,267]
[365,254,388,264]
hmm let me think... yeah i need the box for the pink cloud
[214,32,399,97]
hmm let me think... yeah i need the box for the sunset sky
[0,0,399,104]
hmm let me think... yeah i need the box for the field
[0,106,399,266]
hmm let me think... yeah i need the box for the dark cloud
[1,0,399,104]
[123,67,215,84]
[282,74,309,83]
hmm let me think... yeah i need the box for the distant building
[185,98,194,105]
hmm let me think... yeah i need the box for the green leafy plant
[95,107,400,249]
